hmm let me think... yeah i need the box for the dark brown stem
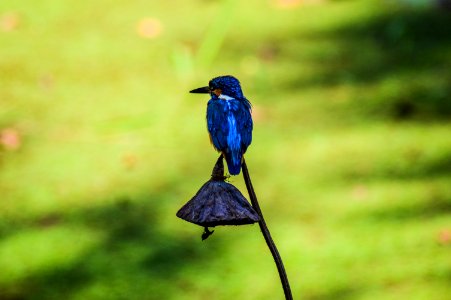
[242,159,293,300]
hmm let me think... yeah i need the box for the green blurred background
[1,0,450,299]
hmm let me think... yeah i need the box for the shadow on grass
[0,195,219,300]
[345,150,451,222]
[389,152,451,180]
[341,152,451,181]
[306,286,360,300]
[368,195,451,222]
[281,7,451,120]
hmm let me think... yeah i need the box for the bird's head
[190,75,244,99]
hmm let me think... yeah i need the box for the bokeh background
[1,0,450,299]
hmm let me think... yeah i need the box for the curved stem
[242,159,293,300]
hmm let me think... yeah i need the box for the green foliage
[0,0,450,299]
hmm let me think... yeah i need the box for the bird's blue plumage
[204,76,253,175]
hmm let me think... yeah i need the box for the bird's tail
[224,151,242,175]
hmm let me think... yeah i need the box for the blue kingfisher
[190,75,253,175]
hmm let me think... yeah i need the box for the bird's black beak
[189,86,210,94]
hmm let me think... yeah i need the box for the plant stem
[195,0,238,68]
[242,159,293,300]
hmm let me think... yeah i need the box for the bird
[190,75,253,175]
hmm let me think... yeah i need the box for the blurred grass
[0,0,450,299]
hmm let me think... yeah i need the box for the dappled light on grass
[270,0,327,9]
[0,197,222,299]
[121,153,138,170]
[437,229,451,246]
[271,0,303,9]
[0,12,20,32]
[0,225,103,286]
[0,128,21,151]
[136,18,163,39]
[0,0,450,299]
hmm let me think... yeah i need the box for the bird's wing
[237,102,253,152]
[207,99,229,151]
